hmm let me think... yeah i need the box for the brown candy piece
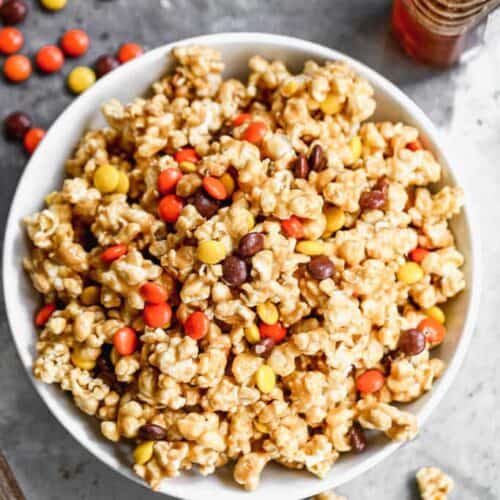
[95,54,120,78]
[254,337,275,357]
[398,328,426,356]
[138,424,167,441]
[238,232,264,257]
[349,423,367,453]
[308,144,326,171]
[307,255,335,280]
[193,189,220,218]
[4,111,32,140]
[293,154,309,179]
[359,177,389,210]
[222,255,248,286]
[0,0,28,25]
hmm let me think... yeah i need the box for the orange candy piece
[113,327,138,356]
[407,139,423,151]
[101,244,128,263]
[409,247,430,263]
[143,302,172,328]
[23,127,45,154]
[417,317,446,346]
[233,113,251,126]
[174,147,199,164]
[281,216,305,239]
[242,121,267,144]
[0,27,23,54]
[356,369,385,393]
[35,303,56,327]
[117,42,143,63]
[184,311,209,340]
[60,29,90,57]
[202,176,227,200]
[259,322,287,343]
[158,194,184,223]
[140,282,168,305]
[36,45,64,73]
[4,53,31,82]
[157,168,182,195]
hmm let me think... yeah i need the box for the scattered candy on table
[0,0,28,25]
[4,110,31,139]
[94,53,119,78]
[67,65,96,93]
[0,26,23,54]
[3,53,31,81]
[39,0,66,11]
[36,45,64,73]
[117,42,143,63]
[0,4,146,156]
[23,127,44,153]
[60,28,89,57]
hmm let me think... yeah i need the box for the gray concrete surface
[0,1,498,499]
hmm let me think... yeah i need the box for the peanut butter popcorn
[25,46,465,491]
[417,467,454,500]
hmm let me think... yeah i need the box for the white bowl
[2,33,481,500]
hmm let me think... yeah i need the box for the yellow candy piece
[68,66,96,94]
[180,161,197,173]
[71,349,96,371]
[134,441,154,465]
[257,302,279,325]
[197,240,226,264]
[245,324,260,344]
[81,286,100,306]
[220,173,235,197]
[93,164,119,193]
[254,421,269,434]
[348,136,362,164]
[425,306,445,324]
[296,240,325,256]
[397,262,424,284]
[256,365,276,393]
[115,170,130,194]
[320,94,343,115]
[40,0,67,10]
[324,206,345,235]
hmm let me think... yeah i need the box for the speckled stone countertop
[0,1,498,499]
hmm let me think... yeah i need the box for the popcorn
[25,45,465,492]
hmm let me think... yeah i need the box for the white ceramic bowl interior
[2,33,481,500]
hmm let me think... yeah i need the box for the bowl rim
[2,32,482,500]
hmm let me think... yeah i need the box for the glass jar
[392,0,499,66]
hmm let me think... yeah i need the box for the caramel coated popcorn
[417,467,454,500]
[25,46,465,491]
